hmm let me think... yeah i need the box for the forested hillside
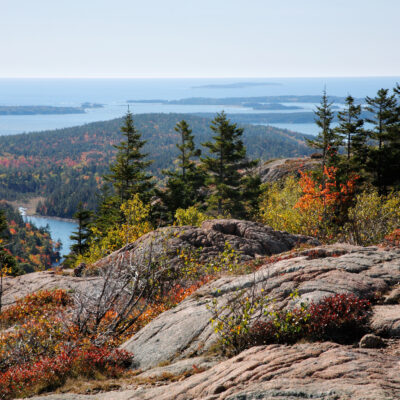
[0,113,313,217]
[0,202,60,273]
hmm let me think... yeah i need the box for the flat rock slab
[122,245,400,369]
[28,341,400,400]
[2,271,100,308]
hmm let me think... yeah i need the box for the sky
[1,0,399,78]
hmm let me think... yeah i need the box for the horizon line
[0,75,400,80]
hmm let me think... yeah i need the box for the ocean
[0,76,399,136]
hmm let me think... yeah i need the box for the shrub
[259,176,304,234]
[210,291,372,355]
[174,206,209,227]
[343,190,400,245]
[306,293,371,341]
[0,346,132,399]
[0,289,71,328]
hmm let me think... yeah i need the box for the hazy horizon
[1,0,399,79]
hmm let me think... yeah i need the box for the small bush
[210,291,372,355]
[174,206,209,227]
[306,293,371,341]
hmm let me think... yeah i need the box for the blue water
[24,215,77,258]
[0,77,399,135]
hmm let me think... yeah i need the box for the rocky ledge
[95,219,319,269]
[11,225,400,399]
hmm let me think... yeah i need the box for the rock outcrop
[14,233,400,399]
[257,157,320,183]
[28,341,400,400]
[95,219,319,269]
[4,220,317,307]
[122,244,400,370]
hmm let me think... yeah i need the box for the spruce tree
[335,95,366,178]
[307,91,340,174]
[201,112,260,218]
[365,88,398,194]
[105,111,154,204]
[70,203,93,256]
[161,120,205,220]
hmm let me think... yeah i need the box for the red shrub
[307,293,371,341]
[0,290,72,327]
[249,293,371,346]
[0,346,132,399]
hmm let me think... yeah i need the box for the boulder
[371,305,400,337]
[359,333,385,348]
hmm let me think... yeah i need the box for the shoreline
[6,198,77,223]
[24,213,77,224]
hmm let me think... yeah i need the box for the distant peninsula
[191,82,282,89]
[0,103,104,116]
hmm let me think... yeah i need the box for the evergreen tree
[105,111,154,204]
[335,95,366,178]
[161,120,205,221]
[201,112,260,218]
[365,88,398,194]
[307,91,341,180]
[70,203,93,256]
[391,84,400,189]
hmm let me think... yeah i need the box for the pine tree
[105,111,154,204]
[161,120,205,221]
[307,91,341,180]
[335,95,366,178]
[70,203,93,256]
[365,88,398,194]
[201,112,260,218]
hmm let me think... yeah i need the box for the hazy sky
[1,0,399,78]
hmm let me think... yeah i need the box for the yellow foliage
[77,194,152,266]
[258,176,306,234]
[344,190,400,245]
[174,206,209,227]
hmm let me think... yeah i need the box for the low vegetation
[209,289,372,356]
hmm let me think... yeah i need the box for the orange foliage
[295,166,358,214]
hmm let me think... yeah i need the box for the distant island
[0,103,104,116]
[191,82,282,89]
[243,102,303,111]
[81,102,104,109]
[128,95,363,106]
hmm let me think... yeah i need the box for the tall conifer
[335,95,366,177]
[105,111,154,204]
[365,89,398,194]
[161,120,205,220]
[201,112,260,218]
[307,90,340,175]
